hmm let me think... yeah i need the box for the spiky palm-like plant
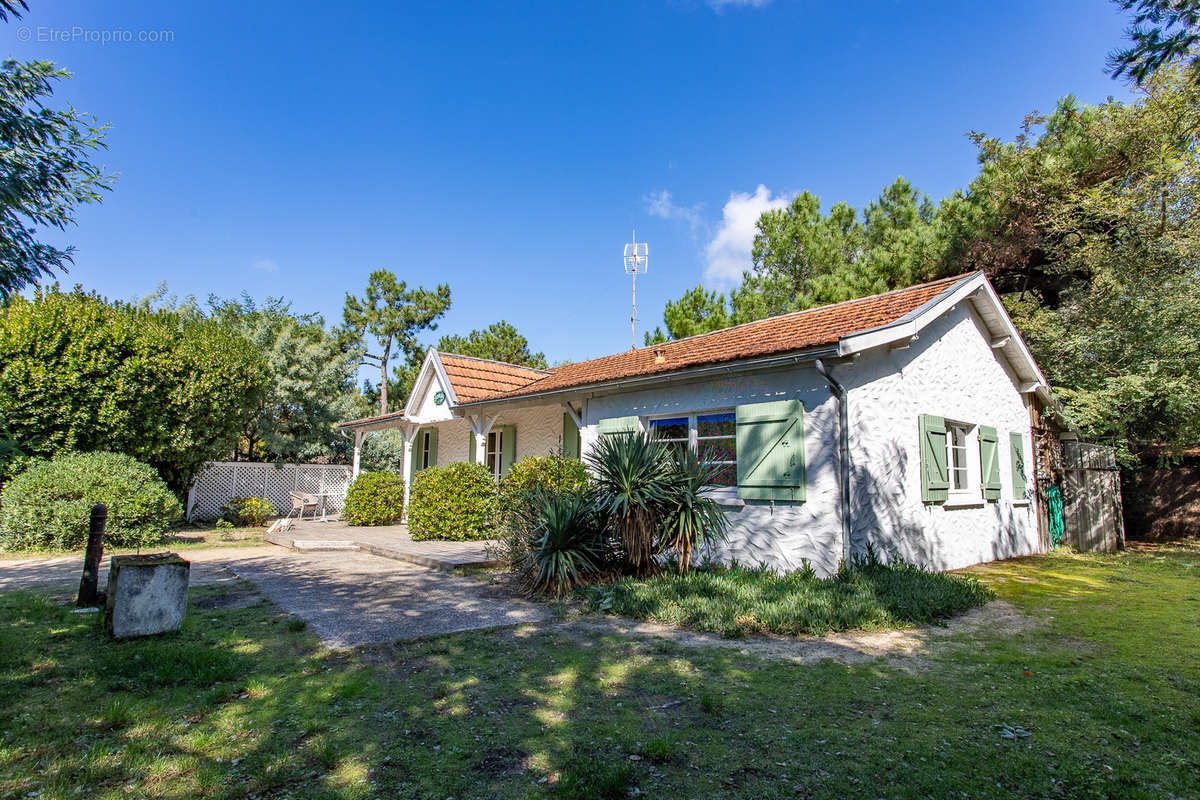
[661,448,730,570]
[521,489,605,597]
[586,432,677,576]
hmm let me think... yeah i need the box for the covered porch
[338,350,585,511]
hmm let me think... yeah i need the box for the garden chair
[288,491,319,521]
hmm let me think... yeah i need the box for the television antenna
[623,231,648,350]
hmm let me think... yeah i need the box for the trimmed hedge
[407,462,497,541]
[0,451,182,550]
[342,471,405,526]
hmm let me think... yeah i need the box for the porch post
[468,414,496,467]
[351,429,365,479]
[400,424,415,516]
[562,403,583,429]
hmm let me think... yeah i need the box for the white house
[337,271,1050,575]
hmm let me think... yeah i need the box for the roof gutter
[454,345,842,410]
[815,358,852,568]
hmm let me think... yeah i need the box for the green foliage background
[0,287,268,493]
[648,66,1200,459]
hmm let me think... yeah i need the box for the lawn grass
[578,559,994,636]
[1,544,1197,798]
[0,523,266,560]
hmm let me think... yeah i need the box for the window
[486,430,503,479]
[947,422,970,490]
[942,419,980,502]
[649,411,736,488]
[697,412,736,487]
[421,431,432,470]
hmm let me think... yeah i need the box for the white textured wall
[410,299,1039,575]
[408,369,455,424]
[419,403,567,467]
[581,371,846,576]
[842,302,1040,571]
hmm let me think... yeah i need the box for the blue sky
[10,0,1133,373]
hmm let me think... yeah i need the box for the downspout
[815,359,852,568]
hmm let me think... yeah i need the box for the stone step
[265,532,358,552]
[355,540,500,572]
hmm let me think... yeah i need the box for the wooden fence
[1061,441,1125,552]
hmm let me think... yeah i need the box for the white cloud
[644,189,705,235]
[707,0,772,10]
[251,258,278,273]
[703,185,790,285]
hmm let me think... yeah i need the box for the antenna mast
[623,231,648,350]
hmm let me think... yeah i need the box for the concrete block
[105,553,190,638]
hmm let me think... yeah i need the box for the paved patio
[265,520,499,571]
[0,545,549,648]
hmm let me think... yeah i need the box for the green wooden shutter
[918,414,949,503]
[428,428,439,469]
[735,399,805,501]
[979,425,1001,501]
[562,412,581,459]
[498,425,516,476]
[468,431,476,464]
[598,416,639,436]
[1010,431,1028,499]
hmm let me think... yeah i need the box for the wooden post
[76,503,107,607]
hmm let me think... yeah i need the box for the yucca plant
[661,448,730,570]
[521,489,606,597]
[586,432,678,576]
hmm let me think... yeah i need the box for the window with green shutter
[979,425,1001,501]
[597,416,639,437]
[499,424,516,476]
[1010,431,1028,500]
[562,412,581,460]
[410,427,438,482]
[735,399,805,501]
[918,414,949,503]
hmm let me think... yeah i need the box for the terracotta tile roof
[438,353,552,403]
[461,273,974,404]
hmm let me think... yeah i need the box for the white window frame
[646,411,738,503]
[420,430,432,470]
[485,430,503,479]
[943,419,983,507]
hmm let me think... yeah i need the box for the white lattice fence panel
[186,462,351,520]
[264,469,295,514]
[319,468,351,512]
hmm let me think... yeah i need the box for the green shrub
[496,455,591,522]
[586,433,729,576]
[220,496,274,527]
[491,455,592,570]
[517,489,608,597]
[581,559,993,637]
[0,286,268,493]
[407,462,497,541]
[0,451,182,550]
[342,471,406,526]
